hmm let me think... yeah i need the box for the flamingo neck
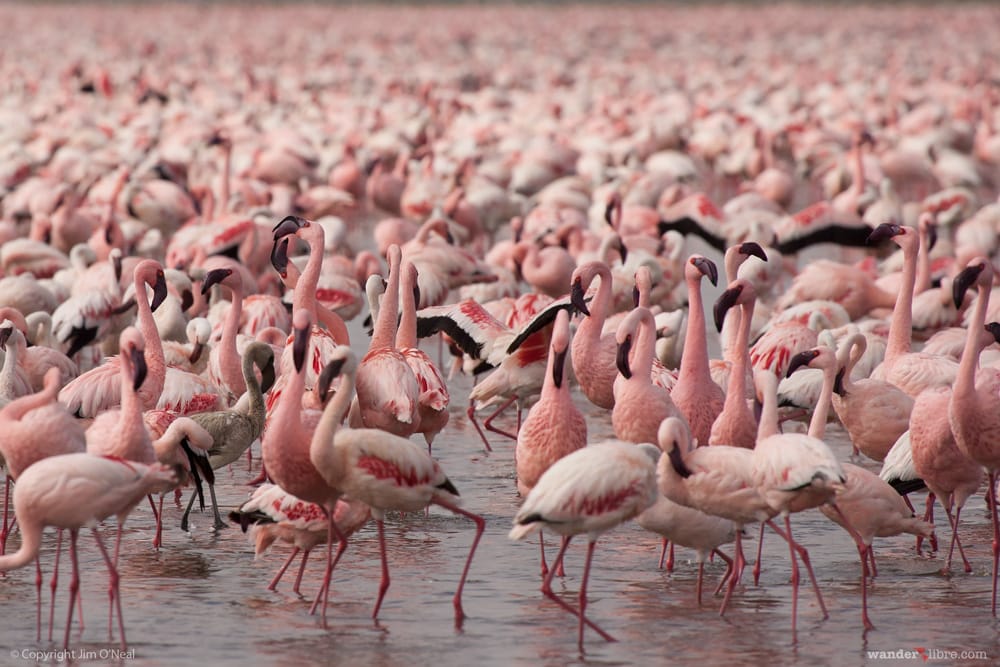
[955,283,989,398]
[0,341,20,400]
[292,235,323,319]
[309,366,355,490]
[884,243,916,364]
[220,283,245,394]
[629,313,656,382]
[757,373,779,440]
[243,354,266,435]
[371,263,401,352]
[915,229,931,295]
[724,301,754,410]
[0,518,41,571]
[809,366,835,440]
[396,275,418,350]
[580,270,612,339]
[678,275,710,386]
[0,375,56,422]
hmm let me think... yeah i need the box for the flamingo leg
[180,489,198,533]
[712,549,735,596]
[34,558,42,642]
[482,396,518,441]
[0,474,10,555]
[154,494,165,549]
[830,503,874,631]
[432,498,485,627]
[207,482,227,531]
[91,527,126,648]
[988,471,999,616]
[917,492,937,553]
[267,547,300,591]
[753,522,765,585]
[868,546,878,578]
[310,509,349,625]
[465,399,493,452]
[657,538,669,570]
[293,550,310,595]
[246,461,270,486]
[666,542,675,572]
[696,562,705,606]
[556,535,567,577]
[539,531,549,577]
[767,517,829,631]
[540,537,611,639]
[63,529,80,650]
[946,505,972,574]
[720,528,745,616]
[577,539,614,649]
[372,520,391,620]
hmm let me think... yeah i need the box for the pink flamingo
[200,261,248,403]
[260,308,348,623]
[612,307,683,444]
[0,453,178,649]
[509,439,658,649]
[310,345,485,625]
[354,244,420,437]
[569,261,618,409]
[515,310,586,575]
[709,279,758,448]
[669,255,725,446]
[58,259,168,417]
[0,307,78,391]
[229,484,371,595]
[397,260,450,450]
[910,386,983,573]
[949,257,1000,615]
[510,239,577,298]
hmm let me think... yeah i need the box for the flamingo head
[149,268,168,312]
[953,258,991,308]
[616,333,633,379]
[738,241,768,263]
[201,267,234,294]
[570,276,590,317]
[121,328,147,392]
[317,346,358,402]
[714,279,754,333]
[0,325,12,351]
[689,255,719,286]
[291,309,313,374]
[866,222,905,245]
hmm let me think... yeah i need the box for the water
[2,317,999,667]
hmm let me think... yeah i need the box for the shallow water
[2,315,999,667]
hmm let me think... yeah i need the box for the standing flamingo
[570,261,618,409]
[309,346,485,625]
[949,257,1000,615]
[509,439,658,649]
[515,309,586,575]
[200,261,248,403]
[709,279,758,448]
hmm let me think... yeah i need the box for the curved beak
[618,240,628,266]
[616,335,633,379]
[293,324,310,374]
[786,349,820,378]
[570,279,590,317]
[317,357,346,403]
[739,242,768,263]
[987,322,1000,345]
[131,346,148,391]
[552,348,567,389]
[0,327,11,351]
[693,256,719,286]
[150,271,168,312]
[270,237,290,277]
[188,341,204,365]
[632,285,640,308]
[866,223,903,245]
[833,368,846,396]
[272,215,308,241]
[953,263,985,308]
[714,284,743,333]
[201,268,233,295]
[260,355,277,394]
[926,221,938,252]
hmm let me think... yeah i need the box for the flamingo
[509,439,658,649]
[200,261,248,403]
[669,255,725,446]
[709,279,758,448]
[0,453,178,649]
[309,345,485,625]
[949,257,1000,615]
[514,309,586,575]
[229,484,371,595]
[569,261,618,409]
[58,259,168,417]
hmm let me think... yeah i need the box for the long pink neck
[220,282,246,394]
[809,365,835,439]
[309,363,354,490]
[371,258,401,352]
[677,275,710,387]
[293,235,323,319]
[274,345,308,452]
[884,242,917,364]
[723,301,754,413]
[955,282,989,398]
[628,311,656,382]
[0,517,41,570]
[579,267,612,341]
[135,276,164,409]
[757,373,779,440]
[283,263,349,344]
[396,270,418,349]
[0,378,56,422]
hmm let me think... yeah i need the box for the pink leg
[147,495,160,549]
[0,474,10,556]
[830,504,874,631]
[868,546,878,578]
[155,494,165,549]
[91,527,126,648]
[696,562,705,606]
[767,517,829,632]
[917,493,937,554]
[556,535,567,578]
[372,520,391,619]
[34,558,42,642]
[267,547,300,591]
[753,522,765,586]
[540,536,611,639]
[712,549,735,596]
[657,538,668,570]
[577,539,614,649]
[465,399,494,452]
[665,542,675,572]
[63,529,80,650]
[292,550,310,595]
[482,396,519,441]
[433,498,485,627]
[246,462,270,486]
[310,509,350,625]
[539,532,549,577]
[988,471,999,616]
[945,505,972,574]
[48,530,63,642]
[720,529,745,616]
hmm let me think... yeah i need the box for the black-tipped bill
[270,237,290,277]
[632,285,640,308]
[150,271,168,312]
[552,348,567,389]
[570,280,591,317]
[692,256,719,286]
[786,349,821,378]
[293,325,310,374]
[272,215,308,240]
[926,222,938,252]
[713,284,743,333]
[131,347,148,391]
[0,327,11,350]
[616,335,633,379]
[201,268,233,295]
[987,322,1000,345]
[260,356,276,394]
[317,357,345,403]
[739,241,768,263]
[953,263,985,309]
[189,341,204,365]
[866,223,903,245]
[833,367,846,396]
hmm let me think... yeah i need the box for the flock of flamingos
[2,2,1000,656]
